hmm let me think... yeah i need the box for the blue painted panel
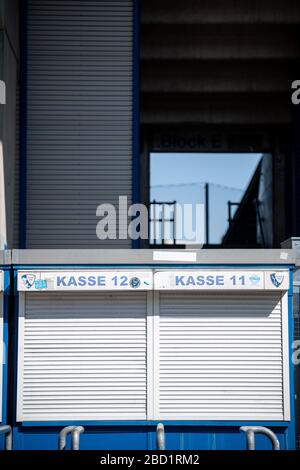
[211,427,287,451]
[79,428,148,451]
[1,271,8,424]
[0,269,10,450]
[287,270,296,449]
[156,427,212,451]
[12,425,291,450]
[13,426,149,450]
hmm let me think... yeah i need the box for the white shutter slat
[18,291,147,421]
[159,292,285,421]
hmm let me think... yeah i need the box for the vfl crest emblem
[21,274,36,289]
[270,273,284,288]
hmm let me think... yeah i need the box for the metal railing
[240,426,280,450]
[149,201,177,246]
[227,201,241,225]
[227,198,266,247]
[57,424,280,451]
[0,425,12,450]
[59,425,85,450]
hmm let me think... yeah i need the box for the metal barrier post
[59,425,85,450]
[71,426,84,451]
[0,425,12,450]
[240,426,280,450]
[156,423,165,450]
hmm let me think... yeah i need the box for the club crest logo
[129,277,141,289]
[270,273,284,288]
[21,274,36,289]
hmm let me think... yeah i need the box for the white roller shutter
[17,291,147,421]
[158,291,289,421]
[17,283,290,422]
[26,0,133,248]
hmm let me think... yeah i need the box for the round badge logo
[129,277,141,289]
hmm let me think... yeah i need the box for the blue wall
[0,269,10,450]
[12,423,291,450]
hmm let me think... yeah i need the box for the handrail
[72,426,84,451]
[156,423,165,450]
[240,426,280,450]
[0,425,12,450]
[59,425,85,450]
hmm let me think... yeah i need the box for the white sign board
[0,270,3,291]
[18,270,153,292]
[17,269,290,292]
[154,270,290,291]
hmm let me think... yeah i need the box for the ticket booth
[0,251,11,450]
[11,249,296,450]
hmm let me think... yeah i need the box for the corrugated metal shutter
[18,291,147,421]
[158,292,286,420]
[13,86,19,248]
[26,0,133,248]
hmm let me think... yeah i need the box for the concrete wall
[0,0,19,248]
